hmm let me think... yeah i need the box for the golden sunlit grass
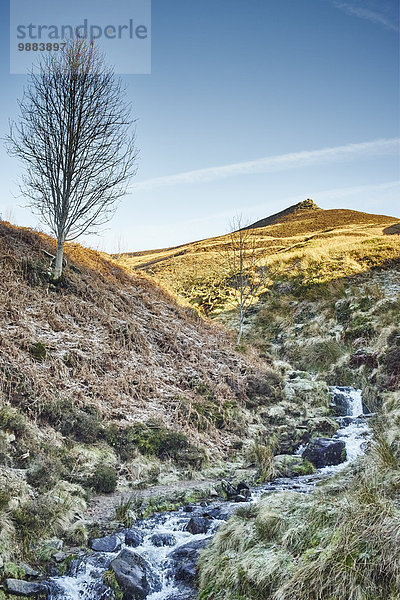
[116,207,400,315]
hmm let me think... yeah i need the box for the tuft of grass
[29,341,47,362]
[248,443,275,483]
[115,494,137,527]
[91,463,117,494]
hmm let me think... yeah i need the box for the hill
[245,198,321,229]
[198,260,400,600]
[1,215,399,600]
[116,201,400,316]
[0,221,336,564]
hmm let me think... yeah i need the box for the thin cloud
[331,1,399,32]
[134,138,400,191]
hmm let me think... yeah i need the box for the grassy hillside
[199,263,400,600]
[116,202,400,317]
[0,221,336,566]
[115,202,400,600]
[1,204,399,595]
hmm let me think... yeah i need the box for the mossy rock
[106,422,204,468]
[273,455,316,478]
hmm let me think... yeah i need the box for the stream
[47,386,371,600]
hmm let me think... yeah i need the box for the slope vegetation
[0,221,258,561]
[199,262,400,600]
[0,221,334,565]
[116,201,400,316]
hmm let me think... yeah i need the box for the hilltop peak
[294,199,320,211]
[247,198,322,229]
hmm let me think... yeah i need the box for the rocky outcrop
[169,538,211,585]
[331,387,352,416]
[90,534,121,553]
[185,517,211,535]
[111,549,161,599]
[303,438,346,468]
[6,579,48,597]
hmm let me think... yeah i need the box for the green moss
[291,460,315,476]
[3,562,26,579]
[103,570,123,600]
[91,463,117,494]
[106,422,204,467]
[29,341,47,362]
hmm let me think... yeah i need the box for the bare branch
[5,38,138,278]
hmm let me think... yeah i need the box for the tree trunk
[54,233,65,279]
[236,306,243,345]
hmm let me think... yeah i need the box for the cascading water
[46,386,371,600]
[326,386,371,469]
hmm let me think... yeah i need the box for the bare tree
[6,38,138,279]
[224,216,266,344]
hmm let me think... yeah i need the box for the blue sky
[0,0,399,251]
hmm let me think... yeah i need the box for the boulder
[330,387,352,416]
[273,455,315,477]
[90,534,121,553]
[111,549,161,599]
[19,563,40,578]
[169,538,211,584]
[125,527,144,548]
[6,579,48,597]
[185,517,210,535]
[303,438,346,468]
[150,533,176,547]
[220,480,237,499]
[236,482,251,499]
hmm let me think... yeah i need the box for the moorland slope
[116,201,400,316]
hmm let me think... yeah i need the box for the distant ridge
[246,199,321,229]
[116,202,399,274]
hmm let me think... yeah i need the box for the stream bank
[25,386,371,600]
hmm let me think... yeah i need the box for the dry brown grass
[0,221,275,460]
